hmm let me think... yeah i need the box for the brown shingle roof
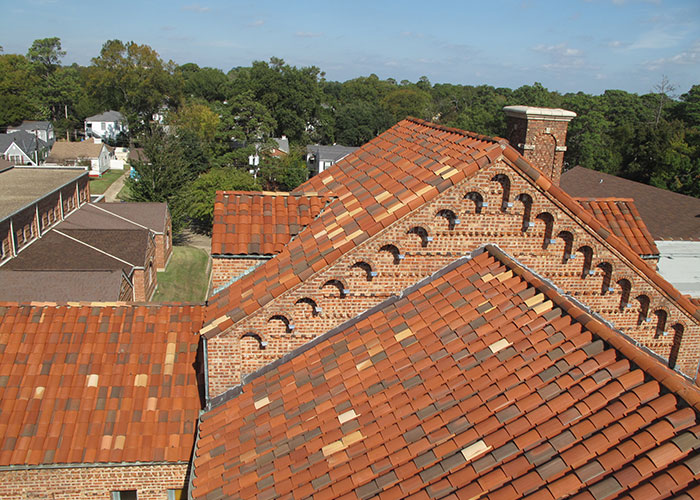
[0,270,126,302]
[211,191,332,255]
[0,303,204,466]
[561,166,700,241]
[46,140,105,162]
[95,202,169,234]
[576,197,659,257]
[191,247,700,499]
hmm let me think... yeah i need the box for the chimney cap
[503,106,576,122]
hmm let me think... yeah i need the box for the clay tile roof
[561,166,700,241]
[575,197,659,257]
[204,119,504,324]
[191,247,700,499]
[0,303,204,466]
[211,191,333,256]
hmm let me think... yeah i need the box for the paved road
[102,170,128,202]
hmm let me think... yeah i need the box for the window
[101,122,106,130]
[111,491,137,500]
[167,489,184,500]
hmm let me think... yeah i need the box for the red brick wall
[211,257,267,290]
[155,212,173,270]
[0,463,188,500]
[132,237,158,301]
[11,207,38,253]
[60,184,80,217]
[37,191,62,234]
[206,158,700,397]
[0,219,12,262]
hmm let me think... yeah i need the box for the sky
[2,0,699,95]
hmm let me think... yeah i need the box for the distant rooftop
[306,144,359,162]
[0,269,125,302]
[0,167,87,220]
[7,120,52,131]
[85,110,125,122]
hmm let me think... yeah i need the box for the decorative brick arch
[635,295,651,325]
[669,323,685,369]
[406,226,431,248]
[596,262,614,295]
[535,212,555,249]
[435,208,460,230]
[514,193,533,232]
[295,297,321,317]
[653,309,669,338]
[240,331,267,349]
[379,244,404,264]
[350,261,377,281]
[557,230,574,264]
[617,279,632,311]
[577,246,594,278]
[321,279,348,298]
[490,174,511,212]
[268,314,294,334]
[464,191,485,214]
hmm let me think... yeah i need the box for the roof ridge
[218,190,332,198]
[574,197,636,203]
[404,116,507,144]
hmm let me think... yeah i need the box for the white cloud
[645,40,700,70]
[629,30,684,50]
[182,4,210,12]
[248,20,264,27]
[295,32,322,38]
[533,43,582,57]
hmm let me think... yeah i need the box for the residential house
[46,139,113,177]
[306,143,358,174]
[0,131,49,165]
[561,166,700,297]
[3,108,700,498]
[0,166,89,265]
[85,110,127,141]
[7,120,55,146]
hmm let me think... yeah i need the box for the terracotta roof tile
[575,198,659,257]
[211,191,332,255]
[0,303,204,466]
[190,247,700,498]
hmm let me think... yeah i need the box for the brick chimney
[503,106,576,186]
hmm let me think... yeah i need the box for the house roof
[0,303,204,466]
[576,197,659,257]
[85,110,125,122]
[211,191,332,256]
[3,231,134,274]
[203,118,699,334]
[56,228,151,269]
[7,121,52,132]
[0,167,87,220]
[128,147,147,162]
[561,166,700,241]
[306,144,359,162]
[0,270,127,302]
[0,131,48,155]
[192,246,700,499]
[94,202,170,234]
[46,140,106,162]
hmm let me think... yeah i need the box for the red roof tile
[203,118,699,333]
[0,303,204,466]
[191,246,700,499]
[210,191,332,255]
[575,198,659,257]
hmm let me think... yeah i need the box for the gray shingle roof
[85,110,126,122]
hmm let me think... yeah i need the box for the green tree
[88,40,182,134]
[0,54,39,126]
[26,37,65,78]
[168,101,219,146]
[258,147,308,191]
[186,168,260,232]
[176,63,230,102]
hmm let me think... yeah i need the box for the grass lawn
[153,247,210,302]
[117,182,131,201]
[89,169,126,194]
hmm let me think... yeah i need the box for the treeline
[2,38,698,231]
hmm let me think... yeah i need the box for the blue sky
[2,0,699,95]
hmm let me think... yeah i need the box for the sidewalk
[102,170,128,202]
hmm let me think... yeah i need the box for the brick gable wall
[211,257,267,290]
[0,463,188,500]
[206,157,700,398]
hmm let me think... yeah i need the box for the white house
[7,121,55,146]
[85,111,127,142]
[45,139,113,177]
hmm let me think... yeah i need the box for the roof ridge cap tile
[503,144,700,321]
[404,116,507,144]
